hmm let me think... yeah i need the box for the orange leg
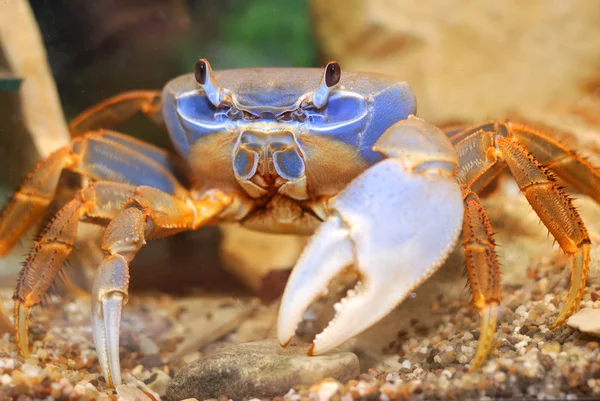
[497,136,590,327]
[13,182,136,357]
[461,187,501,371]
[0,147,76,256]
[69,91,163,137]
[0,302,11,334]
[91,186,231,387]
[0,131,186,257]
[452,121,594,368]
[508,122,600,203]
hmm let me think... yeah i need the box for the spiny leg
[461,187,501,371]
[93,187,231,387]
[497,137,591,327]
[451,121,593,367]
[0,147,74,256]
[507,122,600,203]
[450,121,600,201]
[9,132,187,355]
[0,131,187,257]
[69,91,163,137]
[447,122,508,194]
[13,182,136,357]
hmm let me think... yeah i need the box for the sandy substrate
[1,184,600,400]
[1,259,600,400]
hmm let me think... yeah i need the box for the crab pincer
[278,116,464,354]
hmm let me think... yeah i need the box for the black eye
[325,62,341,87]
[194,59,208,85]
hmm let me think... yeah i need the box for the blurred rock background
[1,0,600,353]
[312,0,600,125]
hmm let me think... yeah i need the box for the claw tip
[307,343,315,356]
[13,303,31,358]
[280,337,293,348]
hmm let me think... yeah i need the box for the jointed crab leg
[93,186,231,386]
[0,131,187,257]
[449,121,600,201]
[461,188,500,371]
[498,137,591,327]
[451,121,593,368]
[69,91,163,137]
[448,122,508,194]
[508,122,600,203]
[4,131,189,357]
[13,182,136,357]
[0,147,73,256]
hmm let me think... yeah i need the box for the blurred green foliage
[220,0,316,68]
[174,0,316,72]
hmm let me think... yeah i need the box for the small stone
[309,378,343,401]
[144,370,172,397]
[541,342,561,355]
[165,339,359,400]
[494,371,506,383]
[139,335,160,355]
[439,351,456,364]
[567,308,600,337]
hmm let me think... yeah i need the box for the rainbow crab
[0,59,597,387]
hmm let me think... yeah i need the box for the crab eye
[194,59,208,85]
[325,62,341,87]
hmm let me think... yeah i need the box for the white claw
[92,293,124,387]
[277,217,354,347]
[277,158,463,354]
[91,254,130,388]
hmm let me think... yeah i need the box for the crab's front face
[162,60,417,200]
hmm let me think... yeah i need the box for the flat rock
[567,308,600,337]
[166,339,359,400]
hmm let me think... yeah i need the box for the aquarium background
[2,2,600,399]
[31,0,316,150]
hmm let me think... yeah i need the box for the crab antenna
[194,58,232,107]
[311,61,341,109]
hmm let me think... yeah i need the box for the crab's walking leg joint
[0,148,74,256]
[13,182,135,357]
[497,137,590,327]
[69,91,163,137]
[508,123,600,204]
[461,188,501,371]
[0,131,186,257]
[277,116,464,355]
[94,187,231,387]
[5,131,189,359]
[451,121,594,368]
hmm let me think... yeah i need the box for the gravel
[0,256,599,400]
